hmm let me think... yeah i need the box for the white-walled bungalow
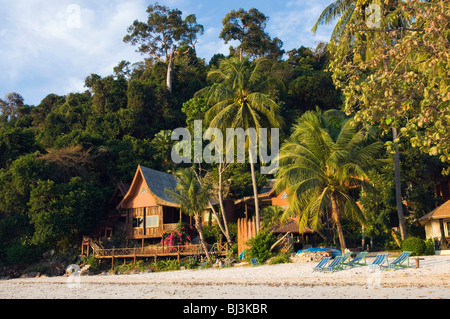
[419,200,450,255]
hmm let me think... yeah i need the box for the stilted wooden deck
[82,238,230,266]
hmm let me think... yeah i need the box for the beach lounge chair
[386,251,411,270]
[345,251,368,267]
[368,253,388,270]
[322,256,345,273]
[341,251,352,263]
[250,258,260,266]
[313,257,331,272]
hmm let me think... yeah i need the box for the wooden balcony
[128,223,179,239]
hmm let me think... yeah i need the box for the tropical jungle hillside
[0,1,448,272]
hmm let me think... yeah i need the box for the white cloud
[0,0,146,104]
[268,0,333,51]
[0,0,335,105]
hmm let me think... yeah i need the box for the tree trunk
[331,194,346,250]
[166,50,175,93]
[249,154,260,233]
[392,127,407,240]
[194,214,212,264]
[218,162,232,245]
[195,165,231,246]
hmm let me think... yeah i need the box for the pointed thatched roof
[140,165,178,205]
[116,165,179,209]
[419,199,450,225]
[270,218,313,234]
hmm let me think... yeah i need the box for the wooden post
[111,248,115,270]
[245,202,248,219]
[439,219,448,249]
[177,245,180,263]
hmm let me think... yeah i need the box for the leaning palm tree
[196,57,284,233]
[311,0,358,41]
[275,109,383,250]
[165,167,213,264]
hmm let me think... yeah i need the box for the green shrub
[269,252,291,265]
[83,255,100,271]
[181,257,198,270]
[424,238,435,255]
[155,259,180,271]
[401,237,426,256]
[247,232,277,263]
[5,241,41,265]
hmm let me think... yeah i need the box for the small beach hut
[419,200,450,255]
[116,165,189,242]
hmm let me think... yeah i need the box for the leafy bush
[401,237,427,256]
[161,223,197,251]
[5,241,41,265]
[424,238,435,255]
[181,257,198,270]
[247,231,277,263]
[155,259,180,271]
[269,252,291,265]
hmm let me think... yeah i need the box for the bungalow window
[146,215,159,227]
[132,217,143,228]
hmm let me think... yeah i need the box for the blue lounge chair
[386,251,411,270]
[341,251,352,264]
[368,253,388,270]
[346,251,368,267]
[322,256,345,273]
[313,257,331,272]
[250,258,260,266]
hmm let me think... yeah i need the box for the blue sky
[0,0,334,106]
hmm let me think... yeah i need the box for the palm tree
[151,130,175,170]
[275,109,383,250]
[260,205,284,231]
[196,57,283,233]
[311,0,358,40]
[165,167,213,264]
[314,0,408,240]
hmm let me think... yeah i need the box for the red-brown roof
[270,218,313,234]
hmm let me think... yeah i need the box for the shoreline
[0,255,448,299]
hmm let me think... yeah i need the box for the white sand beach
[0,255,448,299]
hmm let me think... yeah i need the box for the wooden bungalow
[270,217,316,251]
[116,165,189,243]
[233,179,289,218]
[419,199,450,255]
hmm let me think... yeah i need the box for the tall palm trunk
[249,151,260,233]
[331,194,346,250]
[392,127,407,240]
[218,162,232,244]
[195,166,231,245]
[194,214,212,264]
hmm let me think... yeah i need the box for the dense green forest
[0,2,447,270]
